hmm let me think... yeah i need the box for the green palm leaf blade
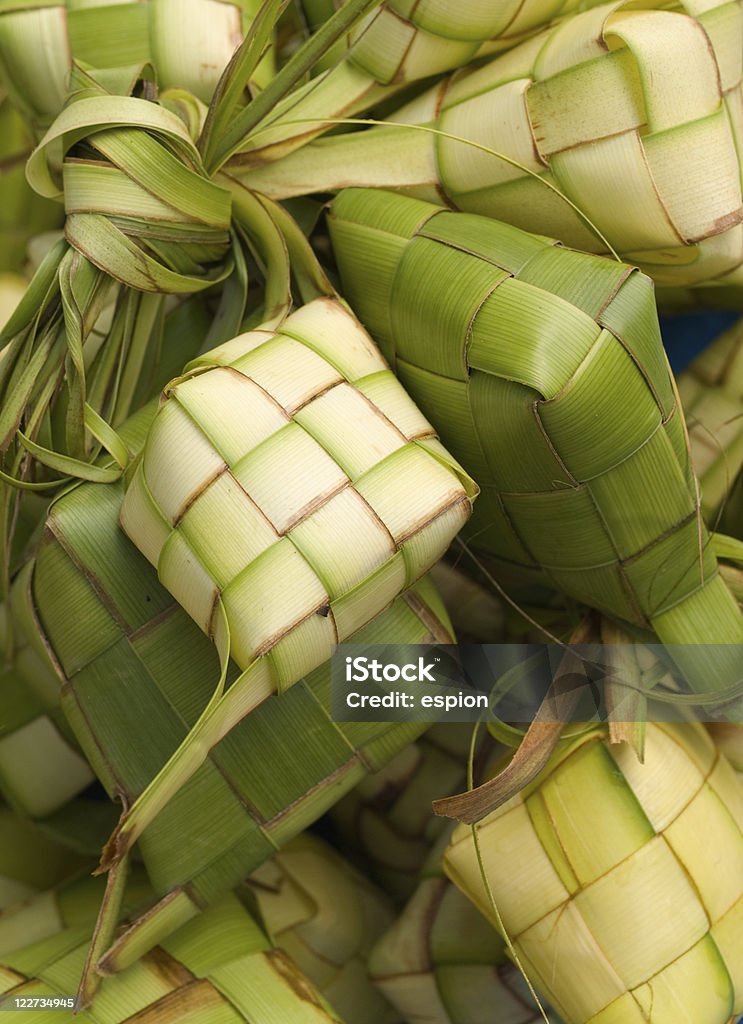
[0,0,274,136]
[0,882,349,1022]
[240,0,743,295]
[31,398,454,969]
[0,84,232,560]
[328,187,743,710]
[442,723,743,1024]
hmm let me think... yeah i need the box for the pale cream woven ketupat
[443,723,743,1024]
[120,297,475,691]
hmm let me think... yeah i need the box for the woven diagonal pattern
[370,873,546,1024]
[444,723,743,1024]
[388,0,743,288]
[0,893,344,1023]
[121,297,473,691]
[35,469,447,904]
[329,190,743,644]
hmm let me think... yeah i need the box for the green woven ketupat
[443,723,743,1024]
[242,0,743,294]
[0,889,348,1022]
[111,296,473,864]
[328,188,743,705]
[32,400,453,968]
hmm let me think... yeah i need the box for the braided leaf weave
[395,0,743,288]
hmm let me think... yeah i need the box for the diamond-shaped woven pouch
[120,296,475,692]
[443,723,743,1023]
[329,188,743,703]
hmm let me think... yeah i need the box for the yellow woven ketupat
[443,723,743,1024]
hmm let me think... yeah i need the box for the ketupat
[245,834,400,1024]
[31,401,453,971]
[241,0,743,293]
[0,835,398,1023]
[0,889,348,1023]
[443,723,743,1024]
[328,725,492,901]
[328,188,743,709]
[238,0,613,163]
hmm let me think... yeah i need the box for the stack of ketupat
[0,1,742,1021]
